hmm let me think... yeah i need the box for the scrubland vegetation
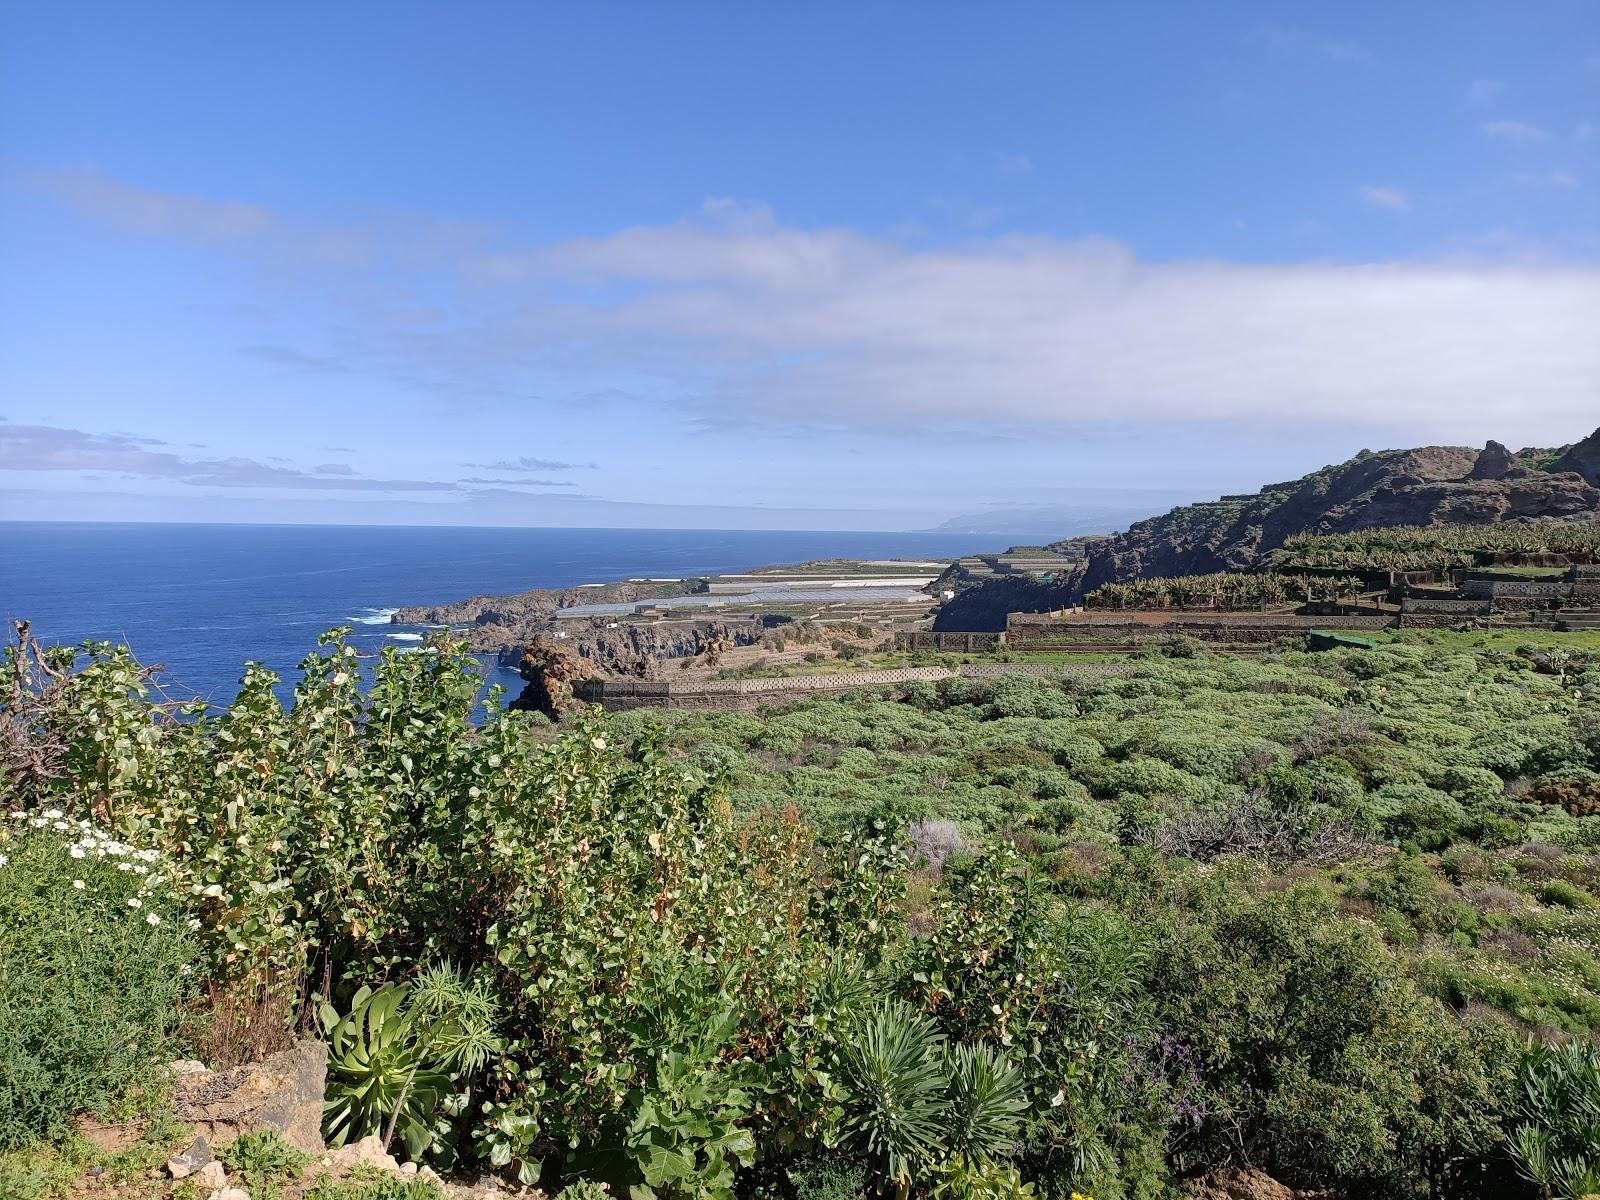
[5,627,1600,1199]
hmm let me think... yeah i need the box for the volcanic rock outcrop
[1466,439,1521,481]
[1552,426,1600,486]
[507,636,598,720]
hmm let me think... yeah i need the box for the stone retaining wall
[1396,613,1485,629]
[572,662,1133,711]
[1005,613,1392,648]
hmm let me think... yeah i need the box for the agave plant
[321,962,500,1165]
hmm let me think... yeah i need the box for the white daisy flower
[126,897,142,909]
[145,914,161,926]
[72,879,86,889]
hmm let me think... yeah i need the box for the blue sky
[1,1,1597,530]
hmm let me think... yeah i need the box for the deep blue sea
[0,523,996,706]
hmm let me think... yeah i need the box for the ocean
[0,522,998,706]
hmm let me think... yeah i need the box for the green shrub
[837,1001,949,1184]
[0,814,194,1149]
[219,1129,310,1187]
[1540,879,1598,910]
[303,1172,447,1200]
[787,1152,868,1200]
[1150,868,1513,1192]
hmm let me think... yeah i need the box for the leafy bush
[1149,867,1514,1193]
[835,1001,1026,1188]
[11,624,1600,1198]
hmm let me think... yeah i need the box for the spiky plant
[941,1043,1027,1164]
[838,1000,947,1186]
[1511,1039,1600,1200]
[320,963,500,1165]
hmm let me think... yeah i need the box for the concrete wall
[1461,580,1573,600]
[1401,598,1493,615]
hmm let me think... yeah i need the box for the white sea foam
[387,632,424,641]
[350,607,400,625]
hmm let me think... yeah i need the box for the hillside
[934,428,1600,629]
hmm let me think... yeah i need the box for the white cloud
[1483,119,1550,144]
[21,169,1600,445]
[1358,185,1409,211]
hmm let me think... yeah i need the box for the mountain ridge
[933,428,1600,630]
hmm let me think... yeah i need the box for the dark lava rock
[1552,426,1600,486]
[1468,439,1519,480]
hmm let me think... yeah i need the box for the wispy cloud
[1467,79,1506,107]
[1483,119,1550,144]
[1252,27,1373,64]
[0,421,457,491]
[15,165,276,243]
[464,456,598,472]
[242,344,353,374]
[996,152,1035,177]
[1507,169,1579,189]
[457,476,578,487]
[1357,185,1409,211]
